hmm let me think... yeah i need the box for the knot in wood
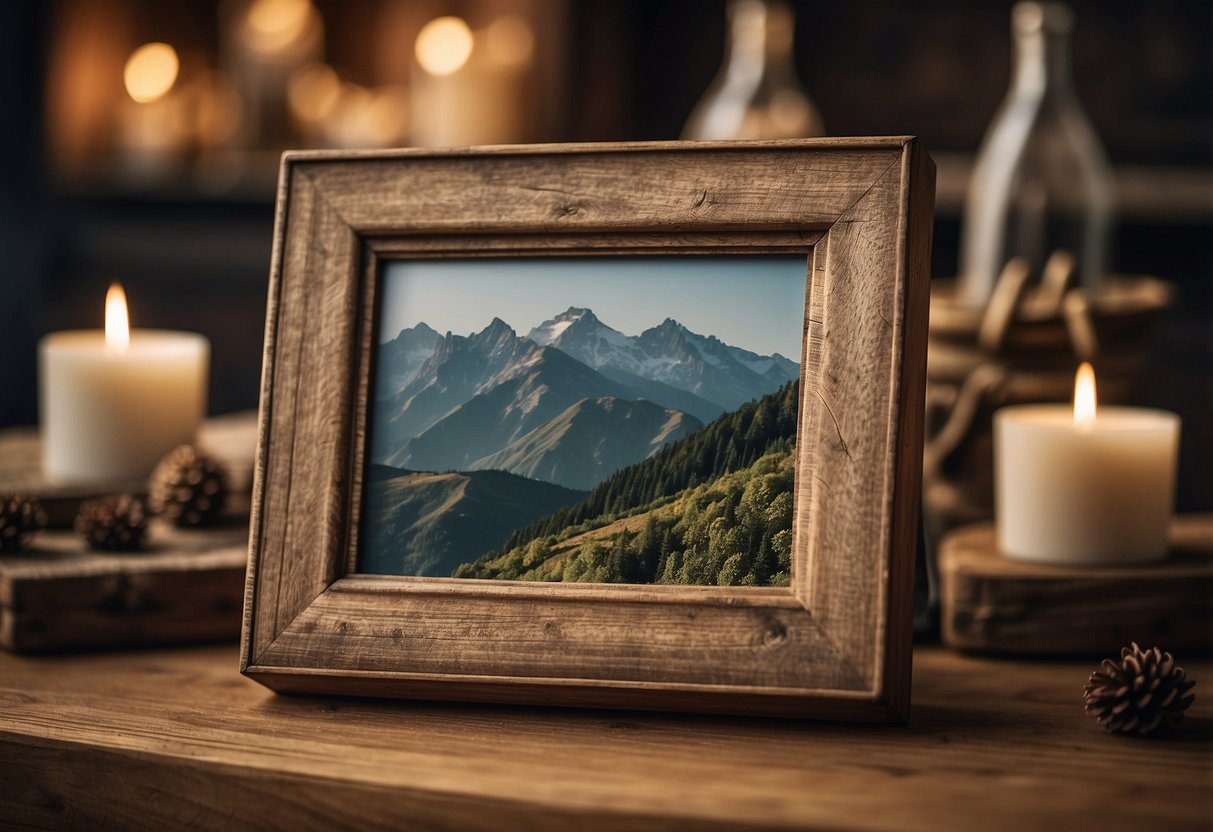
[760,618,789,648]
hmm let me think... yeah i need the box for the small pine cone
[148,444,228,527]
[75,495,148,552]
[0,493,47,553]
[1083,642,1196,736]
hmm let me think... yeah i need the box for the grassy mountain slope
[360,464,585,577]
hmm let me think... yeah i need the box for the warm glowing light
[1073,362,1097,430]
[193,72,242,145]
[105,283,130,355]
[364,86,409,145]
[246,0,312,53]
[288,63,341,123]
[483,16,534,66]
[415,17,474,76]
[124,43,179,103]
[320,83,408,149]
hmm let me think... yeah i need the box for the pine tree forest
[453,381,799,586]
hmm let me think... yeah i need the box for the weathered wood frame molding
[241,139,935,720]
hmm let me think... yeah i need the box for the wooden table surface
[1,644,1210,831]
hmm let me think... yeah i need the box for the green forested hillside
[495,380,798,554]
[453,445,794,586]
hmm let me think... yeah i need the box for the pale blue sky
[379,256,808,359]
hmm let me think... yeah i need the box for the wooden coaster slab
[940,516,1213,656]
[0,520,247,653]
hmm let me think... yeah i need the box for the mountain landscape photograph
[360,256,806,586]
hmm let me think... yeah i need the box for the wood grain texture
[248,173,358,660]
[795,140,934,716]
[2,645,1210,832]
[239,153,292,673]
[941,516,1213,656]
[296,140,905,234]
[243,139,935,719]
[254,577,863,707]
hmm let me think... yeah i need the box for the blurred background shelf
[932,154,1213,223]
[1,0,1209,512]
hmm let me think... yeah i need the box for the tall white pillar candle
[410,15,532,148]
[995,363,1180,565]
[39,285,209,484]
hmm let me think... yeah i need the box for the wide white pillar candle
[995,364,1179,565]
[39,285,209,484]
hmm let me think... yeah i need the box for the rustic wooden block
[0,412,257,653]
[940,516,1213,656]
[0,411,257,528]
[0,521,248,653]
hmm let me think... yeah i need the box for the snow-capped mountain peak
[524,308,799,412]
[527,307,630,355]
[528,307,596,346]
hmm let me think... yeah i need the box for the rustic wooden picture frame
[240,139,934,721]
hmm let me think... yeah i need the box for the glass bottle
[958,2,1114,307]
[682,0,824,141]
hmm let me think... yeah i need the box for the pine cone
[75,495,148,552]
[148,444,228,527]
[0,493,47,553]
[1083,642,1196,736]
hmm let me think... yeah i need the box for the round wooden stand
[939,516,1213,656]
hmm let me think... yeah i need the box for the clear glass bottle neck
[722,0,796,85]
[681,0,822,140]
[1010,24,1076,102]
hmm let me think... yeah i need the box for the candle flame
[105,283,130,355]
[415,17,474,76]
[1073,362,1097,430]
[124,43,179,104]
